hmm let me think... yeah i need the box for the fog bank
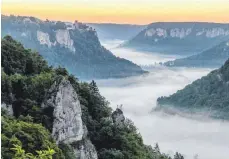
[101,40,182,66]
[96,41,229,159]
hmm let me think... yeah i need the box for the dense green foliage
[157,59,229,120]
[2,15,146,79]
[1,36,182,159]
[1,35,49,75]
[11,144,55,159]
[1,114,62,159]
[164,40,229,68]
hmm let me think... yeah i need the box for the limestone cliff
[42,78,98,159]
[1,15,146,79]
[123,22,229,55]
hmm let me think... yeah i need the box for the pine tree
[89,80,99,93]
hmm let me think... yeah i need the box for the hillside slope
[1,15,146,79]
[157,58,229,120]
[122,22,229,55]
[1,36,181,159]
[164,40,229,68]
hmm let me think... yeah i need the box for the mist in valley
[101,40,183,66]
[96,40,229,159]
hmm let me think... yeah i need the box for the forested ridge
[157,58,229,120]
[1,36,183,159]
[164,40,229,68]
[1,15,146,79]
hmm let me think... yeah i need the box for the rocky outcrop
[55,29,75,52]
[2,15,146,79]
[1,103,13,116]
[37,29,75,52]
[144,27,229,38]
[123,22,229,55]
[112,108,125,125]
[37,30,56,48]
[73,139,98,159]
[42,78,98,159]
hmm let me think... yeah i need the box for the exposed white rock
[145,27,229,39]
[21,32,27,37]
[37,30,55,48]
[112,108,125,125]
[156,28,167,37]
[145,28,156,37]
[1,103,13,116]
[205,28,228,38]
[23,17,33,23]
[145,28,167,37]
[73,139,98,159]
[186,28,192,35]
[196,30,205,36]
[56,29,76,52]
[42,79,98,159]
[42,79,84,144]
[170,28,192,38]
[37,29,75,52]
[217,74,223,81]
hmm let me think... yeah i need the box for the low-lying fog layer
[97,40,229,159]
[101,40,182,66]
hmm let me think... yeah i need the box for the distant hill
[157,58,229,120]
[122,22,229,55]
[164,40,229,68]
[1,15,146,79]
[87,23,146,41]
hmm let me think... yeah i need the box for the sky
[2,0,229,24]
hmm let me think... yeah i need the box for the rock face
[123,22,229,55]
[1,15,146,79]
[144,27,229,38]
[112,108,125,125]
[37,30,56,48]
[73,139,98,159]
[42,78,98,159]
[55,29,75,52]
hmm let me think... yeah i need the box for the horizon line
[2,13,229,26]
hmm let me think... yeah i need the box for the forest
[1,36,183,159]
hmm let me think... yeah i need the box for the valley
[2,14,229,159]
[96,41,229,159]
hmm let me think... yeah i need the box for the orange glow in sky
[2,0,229,24]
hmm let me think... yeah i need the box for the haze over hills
[1,15,146,79]
[164,40,229,68]
[157,58,229,120]
[122,22,229,56]
[87,23,146,41]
